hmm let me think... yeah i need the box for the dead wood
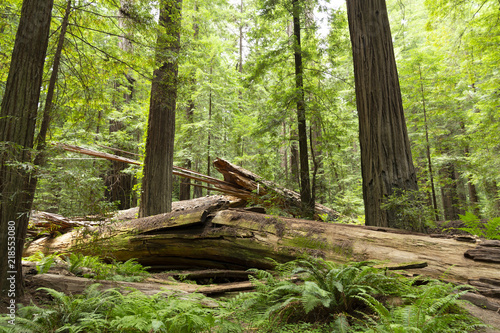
[213,158,339,220]
[28,273,188,296]
[56,143,338,220]
[25,207,500,299]
[464,240,500,263]
[27,272,254,298]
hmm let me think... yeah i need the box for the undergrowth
[228,257,485,332]
[454,211,500,240]
[24,252,150,282]
[1,256,486,332]
[0,284,238,333]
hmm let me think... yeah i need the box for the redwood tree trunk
[0,0,54,301]
[179,102,194,201]
[440,162,465,220]
[290,127,300,189]
[179,6,198,201]
[346,0,419,229]
[139,0,182,217]
[292,0,314,218]
[105,0,136,210]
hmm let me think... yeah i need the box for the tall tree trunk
[310,114,325,204]
[292,0,313,218]
[418,66,439,221]
[459,122,481,217]
[280,121,289,184]
[0,0,54,302]
[346,0,419,229]
[27,0,71,204]
[106,0,136,210]
[179,3,199,201]
[440,161,465,220]
[139,0,182,217]
[290,127,300,189]
[206,64,213,196]
[485,181,500,216]
[179,101,194,200]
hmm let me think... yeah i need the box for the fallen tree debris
[55,143,339,220]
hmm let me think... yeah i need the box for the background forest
[0,0,498,223]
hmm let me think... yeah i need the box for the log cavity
[154,269,254,285]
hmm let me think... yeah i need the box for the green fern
[456,211,500,240]
[242,257,400,325]
[357,281,485,333]
[3,284,234,333]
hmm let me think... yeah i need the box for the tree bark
[419,66,439,221]
[440,161,465,220]
[25,207,500,298]
[105,0,136,210]
[484,181,500,216]
[213,158,338,219]
[346,0,419,229]
[292,0,314,219]
[179,101,194,201]
[139,0,182,217]
[179,2,199,201]
[290,127,300,189]
[0,0,54,302]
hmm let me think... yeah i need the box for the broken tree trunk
[213,158,338,220]
[25,203,500,298]
[56,143,337,220]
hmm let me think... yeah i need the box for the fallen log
[464,240,500,263]
[28,273,188,297]
[213,158,339,220]
[25,207,500,299]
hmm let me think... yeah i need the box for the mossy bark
[25,207,500,290]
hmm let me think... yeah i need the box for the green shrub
[456,211,500,240]
[64,253,151,282]
[24,252,61,274]
[0,285,237,333]
[357,281,485,332]
[25,252,150,282]
[242,257,400,325]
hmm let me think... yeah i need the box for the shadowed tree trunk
[439,157,465,221]
[346,0,419,229]
[0,0,54,302]
[292,0,314,218]
[485,181,500,216]
[180,3,199,201]
[290,127,300,189]
[179,100,194,200]
[139,0,182,217]
[418,66,439,221]
[106,0,136,210]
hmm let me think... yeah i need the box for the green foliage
[0,284,233,333]
[357,281,484,332]
[64,254,151,282]
[24,252,61,274]
[229,258,483,332]
[381,189,434,232]
[1,258,486,333]
[241,257,400,325]
[25,252,150,282]
[455,211,500,240]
